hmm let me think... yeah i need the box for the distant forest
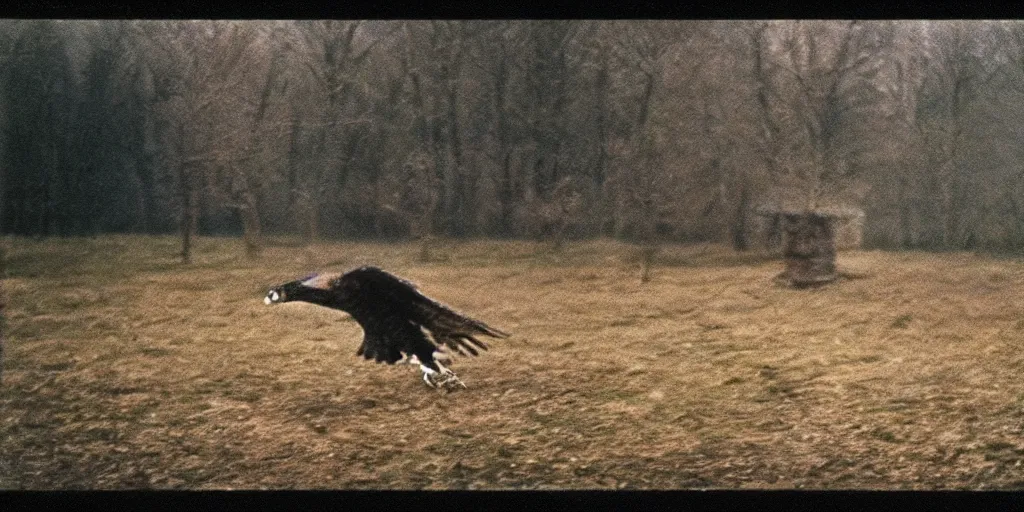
[3,20,1024,259]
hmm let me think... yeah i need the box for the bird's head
[264,277,310,305]
[264,283,292,305]
[265,273,334,305]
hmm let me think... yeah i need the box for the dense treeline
[2,20,1024,259]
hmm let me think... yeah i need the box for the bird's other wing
[355,320,410,364]
[338,266,509,357]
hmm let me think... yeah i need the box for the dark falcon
[264,266,509,390]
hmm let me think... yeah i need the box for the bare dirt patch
[3,236,1024,489]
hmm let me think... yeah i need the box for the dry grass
[3,234,1024,490]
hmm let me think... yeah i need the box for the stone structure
[774,211,838,287]
[754,206,864,251]
[754,207,863,288]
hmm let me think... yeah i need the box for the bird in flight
[265,266,508,391]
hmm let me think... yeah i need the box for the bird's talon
[435,371,466,392]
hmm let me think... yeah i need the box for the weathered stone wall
[777,212,838,287]
[753,207,864,251]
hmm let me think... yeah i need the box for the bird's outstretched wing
[355,318,415,364]
[337,266,509,357]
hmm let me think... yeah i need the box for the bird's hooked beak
[264,288,285,305]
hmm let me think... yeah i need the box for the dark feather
[334,266,509,362]
[270,266,508,370]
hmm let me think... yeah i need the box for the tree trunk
[899,202,913,249]
[179,160,197,264]
[731,182,750,251]
[551,222,567,252]
[639,245,658,284]
[304,199,319,246]
[415,194,439,262]
[0,293,5,385]
[180,188,197,264]
[417,234,433,263]
[939,162,957,249]
[446,59,467,236]
[0,241,6,384]
[942,196,956,249]
[492,45,517,238]
[497,153,515,237]
[131,172,148,234]
[239,196,263,260]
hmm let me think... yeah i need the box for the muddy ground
[3,236,1024,489]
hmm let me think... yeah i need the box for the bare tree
[749,21,895,212]
[377,151,442,261]
[605,22,695,280]
[201,23,295,259]
[680,22,766,250]
[0,21,81,236]
[990,21,1024,248]
[572,22,617,235]
[11,21,1024,252]
[0,19,27,243]
[69,21,161,236]
[521,176,584,251]
[401,21,485,237]
[471,22,530,237]
[143,21,270,262]
[474,21,596,239]
[907,21,1004,248]
[284,20,388,243]
[0,20,9,376]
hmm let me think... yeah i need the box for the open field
[3,235,1024,489]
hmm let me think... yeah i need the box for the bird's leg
[434,361,466,391]
[419,364,438,388]
[419,361,466,391]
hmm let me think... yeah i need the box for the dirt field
[3,235,1024,490]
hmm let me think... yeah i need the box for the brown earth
[2,235,1024,490]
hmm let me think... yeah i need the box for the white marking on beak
[264,296,272,305]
